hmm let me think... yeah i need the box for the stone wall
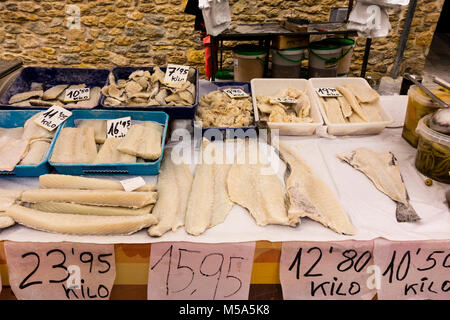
[0,0,445,79]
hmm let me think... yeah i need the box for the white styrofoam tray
[250,78,323,136]
[309,77,394,136]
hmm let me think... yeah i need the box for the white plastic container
[271,47,305,78]
[251,78,323,136]
[309,77,393,136]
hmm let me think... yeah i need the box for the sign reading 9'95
[4,241,116,300]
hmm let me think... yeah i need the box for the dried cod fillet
[117,124,162,161]
[0,189,24,211]
[0,136,29,171]
[39,174,156,192]
[42,84,69,100]
[19,140,50,165]
[0,127,24,140]
[50,127,97,163]
[344,84,379,103]
[278,142,356,235]
[321,97,346,124]
[148,148,193,237]
[348,112,363,123]
[6,204,157,235]
[22,112,55,141]
[185,139,233,235]
[361,102,383,122]
[9,90,43,104]
[21,189,157,208]
[77,119,107,143]
[94,137,136,164]
[0,213,15,229]
[337,96,353,118]
[31,202,153,216]
[338,147,420,222]
[227,141,293,227]
[336,85,369,122]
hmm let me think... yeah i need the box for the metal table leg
[360,37,372,78]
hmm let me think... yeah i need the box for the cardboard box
[272,35,309,50]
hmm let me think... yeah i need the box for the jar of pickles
[415,114,450,184]
[402,85,450,148]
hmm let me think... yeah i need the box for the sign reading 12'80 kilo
[4,241,116,300]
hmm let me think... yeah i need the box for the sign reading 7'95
[147,242,255,300]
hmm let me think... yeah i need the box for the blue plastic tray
[100,66,199,119]
[193,81,258,139]
[48,110,169,175]
[0,67,110,109]
[0,110,62,177]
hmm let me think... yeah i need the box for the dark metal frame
[208,0,374,81]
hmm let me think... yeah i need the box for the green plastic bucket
[326,37,355,76]
[308,40,342,78]
[271,47,306,78]
[233,44,267,81]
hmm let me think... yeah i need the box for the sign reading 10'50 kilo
[64,87,90,102]
[4,241,116,300]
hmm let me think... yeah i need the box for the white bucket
[271,47,305,78]
[233,44,267,82]
[308,41,342,78]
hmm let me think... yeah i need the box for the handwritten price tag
[33,106,72,131]
[148,242,255,300]
[4,241,116,300]
[120,176,146,192]
[280,240,376,300]
[373,238,450,300]
[106,117,131,138]
[223,88,249,99]
[64,87,90,102]
[315,87,342,97]
[270,97,298,104]
[164,64,190,84]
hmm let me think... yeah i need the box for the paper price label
[4,241,115,300]
[106,117,131,138]
[120,176,146,192]
[223,88,249,98]
[280,241,376,300]
[315,87,342,97]
[373,238,450,300]
[164,64,190,83]
[148,242,256,300]
[270,97,298,104]
[64,87,90,102]
[33,105,72,131]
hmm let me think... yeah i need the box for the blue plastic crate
[48,110,169,175]
[0,110,62,177]
[100,66,199,119]
[193,81,258,140]
[0,66,110,109]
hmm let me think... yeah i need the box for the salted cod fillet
[278,142,356,235]
[117,124,162,161]
[22,112,55,141]
[94,137,137,164]
[5,204,156,235]
[148,148,193,237]
[321,97,346,124]
[338,147,420,222]
[0,189,24,211]
[0,214,15,229]
[19,140,50,165]
[21,189,157,208]
[50,127,97,163]
[31,202,153,216]
[39,174,156,192]
[336,85,369,122]
[0,135,29,171]
[227,140,294,227]
[78,119,107,143]
[344,84,379,103]
[185,139,233,236]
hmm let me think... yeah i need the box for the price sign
[315,87,342,97]
[106,117,131,138]
[64,87,90,102]
[120,176,146,192]
[280,240,376,300]
[270,97,298,104]
[373,238,450,300]
[148,242,255,300]
[223,88,249,99]
[164,64,190,84]
[33,106,72,131]
[4,241,116,300]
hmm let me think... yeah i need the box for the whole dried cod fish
[338,147,420,222]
